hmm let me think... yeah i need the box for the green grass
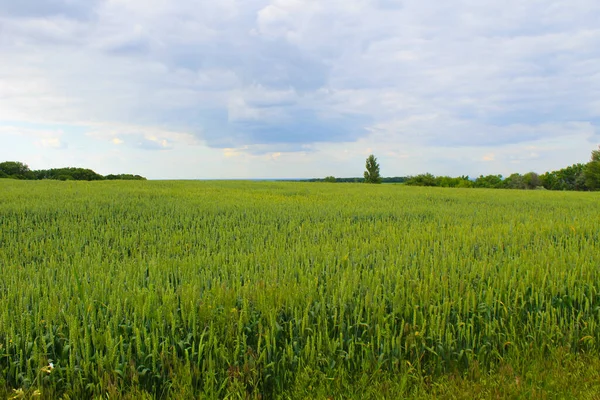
[0,180,599,399]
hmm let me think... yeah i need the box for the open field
[1,180,600,399]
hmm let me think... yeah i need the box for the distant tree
[323,176,337,183]
[523,172,541,189]
[540,164,586,190]
[381,177,408,183]
[436,175,471,188]
[503,173,526,189]
[364,154,382,184]
[0,161,31,179]
[105,173,146,180]
[584,146,600,190]
[0,161,146,181]
[456,179,474,188]
[404,174,472,188]
[474,175,503,188]
[405,173,437,187]
[303,146,599,191]
[34,167,104,181]
[435,176,454,187]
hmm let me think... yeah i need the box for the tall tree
[364,154,382,184]
[584,146,600,190]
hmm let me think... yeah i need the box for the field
[1,180,600,399]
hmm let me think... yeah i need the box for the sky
[1,0,600,179]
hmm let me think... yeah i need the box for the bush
[405,173,436,187]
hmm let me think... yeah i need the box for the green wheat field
[1,180,600,399]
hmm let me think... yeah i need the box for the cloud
[37,137,67,149]
[223,147,242,158]
[0,125,68,149]
[85,122,200,149]
[1,0,600,178]
[134,137,171,150]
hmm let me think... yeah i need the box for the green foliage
[522,172,541,189]
[1,180,600,398]
[323,176,337,183]
[363,154,382,184]
[405,174,472,188]
[474,174,504,188]
[584,146,600,190]
[502,172,543,189]
[380,176,408,183]
[505,172,540,190]
[539,163,587,191]
[319,146,598,192]
[0,161,33,179]
[503,173,526,189]
[35,167,104,181]
[584,162,600,190]
[306,177,407,183]
[405,173,437,186]
[105,174,147,181]
[436,175,470,188]
[0,161,146,181]
[0,161,30,177]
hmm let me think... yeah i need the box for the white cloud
[85,122,201,149]
[36,137,66,149]
[0,125,67,149]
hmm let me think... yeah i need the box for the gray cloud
[163,39,329,91]
[133,137,171,150]
[1,0,599,160]
[231,109,371,147]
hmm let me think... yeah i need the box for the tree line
[0,161,146,181]
[405,146,600,190]
[314,147,600,190]
[308,176,408,183]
